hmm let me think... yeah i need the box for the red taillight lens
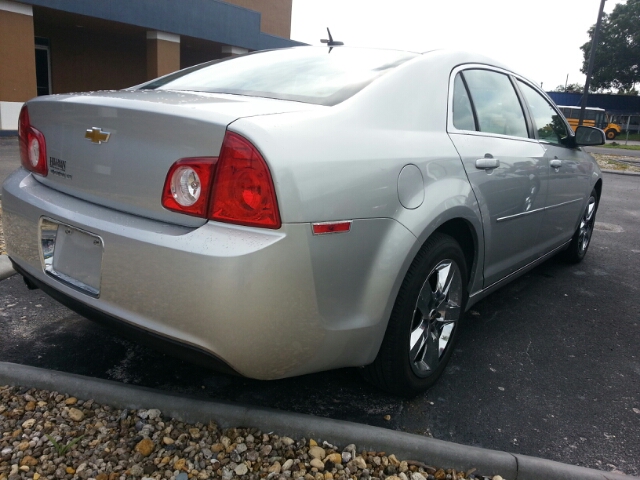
[161,158,217,217]
[209,132,281,229]
[18,105,47,176]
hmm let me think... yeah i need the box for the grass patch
[45,434,84,456]
[604,143,640,151]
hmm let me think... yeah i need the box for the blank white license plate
[40,218,104,297]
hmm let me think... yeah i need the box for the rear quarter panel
[231,52,486,335]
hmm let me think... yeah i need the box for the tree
[581,0,640,91]
[554,83,585,93]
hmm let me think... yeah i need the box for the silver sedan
[2,47,605,395]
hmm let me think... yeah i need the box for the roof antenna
[320,28,343,52]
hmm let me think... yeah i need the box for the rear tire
[606,129,617,140]
[562,189,598,263]
[363,233,468,397]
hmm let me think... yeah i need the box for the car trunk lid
[27,90,320,227]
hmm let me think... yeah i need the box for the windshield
[140,47,419,106]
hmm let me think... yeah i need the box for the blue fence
[547,92,640,115]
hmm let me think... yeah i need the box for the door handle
[550,159,562,168]
[475,157,500,169]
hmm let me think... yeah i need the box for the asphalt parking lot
[1,137,639,476]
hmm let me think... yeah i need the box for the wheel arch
[594,178,603,203]
[433,217,478,293]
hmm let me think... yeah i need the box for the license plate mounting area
[39,217,104,297]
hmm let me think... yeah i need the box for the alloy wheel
[409,259,462,377]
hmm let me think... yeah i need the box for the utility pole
[579,0,607,126]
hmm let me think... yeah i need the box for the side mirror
[575,126,606,146]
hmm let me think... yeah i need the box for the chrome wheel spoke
[438,322,455,357]
[585,198,596,222]
[409,323,429,367]
[409,316,428,355]
[434,262,454,307]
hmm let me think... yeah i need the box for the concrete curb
[0,254,16,281]
[0,362,635,480]
[601,169,640,177]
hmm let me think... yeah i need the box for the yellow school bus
[558,106,622,140]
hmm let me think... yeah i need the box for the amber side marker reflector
[312,221,352,235]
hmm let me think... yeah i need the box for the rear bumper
[2,169,416,379]
[12,260,238,376]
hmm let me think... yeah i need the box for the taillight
[161,158,217,217]
[18,105,47,176]
[161,131,281,229]
[210,132,281,229]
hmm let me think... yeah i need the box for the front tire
[562,189,598,263]
[363,233,468,396]
[606,129,617,140]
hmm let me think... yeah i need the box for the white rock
[281,436,295,446]
[21,418,36,429]
[130,464,144,476]
[147,409,161,420]
[309,446,326,459]
[235,463,248,475]
[354,456,367,469]
[411,473,426,480]
[68,408,84,422]
[282,459,294,471]
[222,468,233,480]
[236,443,248,453]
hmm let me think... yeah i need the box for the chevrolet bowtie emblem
[84,127,111,144]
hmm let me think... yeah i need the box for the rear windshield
[140,47,418,106]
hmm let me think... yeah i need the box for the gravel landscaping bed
[592,153,640,173]
[0,385,501,480]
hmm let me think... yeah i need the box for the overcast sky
[290,0,623,92]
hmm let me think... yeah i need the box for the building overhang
[20,0,305,50]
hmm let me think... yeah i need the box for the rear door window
[462,69,529,139]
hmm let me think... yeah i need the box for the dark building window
[35,37,51,96]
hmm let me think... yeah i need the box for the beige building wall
[225,0,292,38]
[0,5,37,102]
[147,32,181,80]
